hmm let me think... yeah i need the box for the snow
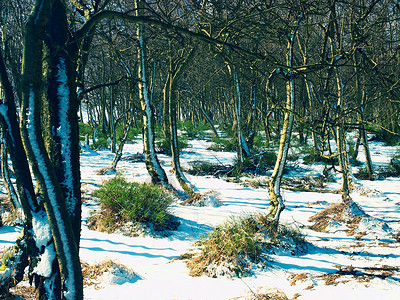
[55,57,75,214]
[32,247,57,278]
[1,136,400,299]
[27,87,76,300]
[31,210,52,249]
[0,104,15,145]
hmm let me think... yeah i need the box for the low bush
[79,122,93,141]
[252,151,277,169]
[186,214,307,278]
[88,177,178,234]
[207,137,236,152]
[155,135,189,155]
[188,161,231,176]
[181,120,210,138]
[90,137,109,150]
[374,157,400,178]
[354,167,372,180]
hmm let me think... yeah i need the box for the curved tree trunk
[135,0,170,188]
[167,45,199,197]
[267,13,303,222]
[0,48,42,298]
[268,75,295,221]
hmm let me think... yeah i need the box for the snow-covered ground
[1,137,400,299]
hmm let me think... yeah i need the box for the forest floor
[1,133,400,299]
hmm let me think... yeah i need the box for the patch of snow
[32,246,57,277]
[31,210,52,249]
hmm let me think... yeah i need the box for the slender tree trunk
[268,75,295,220]
[110,66,116,153]
[1,132,20,210]
[267,13,303,222]
[226,62,250,171]
[352,131,361,160]
[360,107,374,179]
[184,85,219,138]
[135,0,170,188]
[167,46,198,196]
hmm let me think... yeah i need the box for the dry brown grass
[5,285,35,300]
[317,264,399,286]
[231,287,290,300]
[181,190,222,207]
[81,259,135,289]
[308,198,367,235]
[289,273,309,286]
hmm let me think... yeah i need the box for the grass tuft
[87,177,179,234]
[186,214,307,278]
[0,247,14,271]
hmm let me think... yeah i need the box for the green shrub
[186,214,307,277]
[254,151,277,168]
[207,136,236,152]
[181,120,210,138]
[354,167,371,180]
[251,135,268,150]
[188,161,231,176]
[79,122,93,141]
[376,157,400,178]
[155,135,189,155]
[89,177,178,232]
[90,137,109,150]
[187,215,262,277]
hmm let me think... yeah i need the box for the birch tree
[267,12,303,222]
[135,0,171,188]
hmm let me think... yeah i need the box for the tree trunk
[184,85,219,138]
[135,0,170,188]
[268,75,295,220]
[267,13,303,221]
[20,1,83,298]
[167,45,198,197]
[226,62,250,172]
[1,132,20,210]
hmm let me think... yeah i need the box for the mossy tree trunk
[0,0,84,298]
[0,133,20,210]
[167,44,199,197]
[135,0,171,188]
[20,0,83,298]
[268,75,295,221]
[0,45,42,299]
[226,62,250,172]
[267,13,303,221]
[352,21,374,180]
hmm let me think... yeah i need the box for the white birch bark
[135,0,170,187]
[267,13,303,221]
